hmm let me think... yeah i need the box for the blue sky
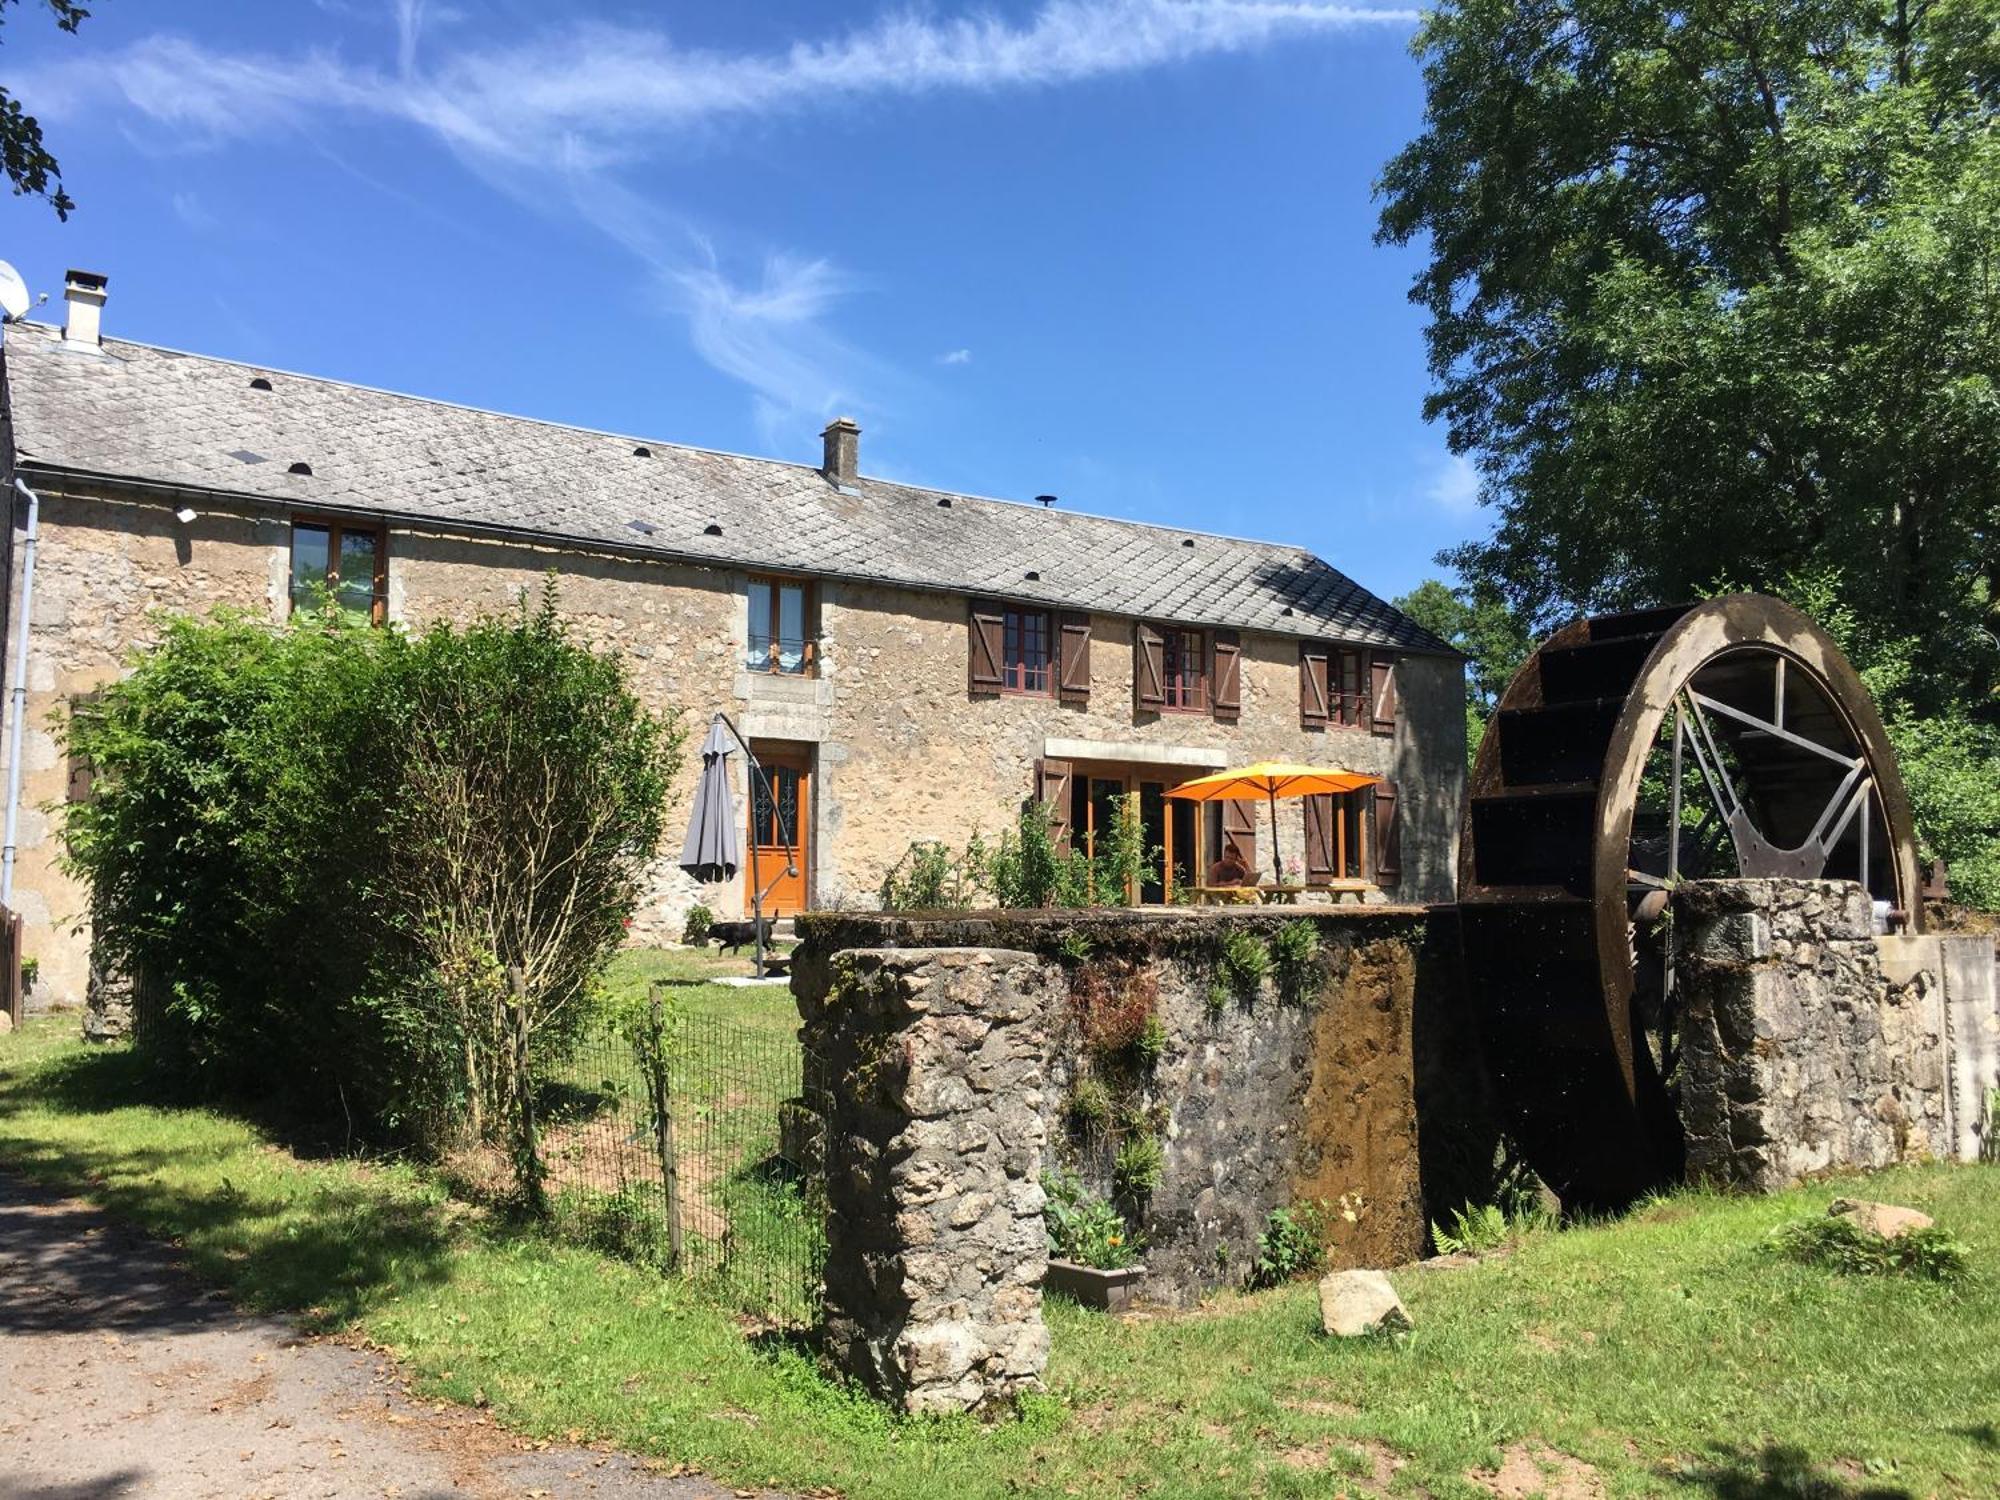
[3,0,1485,603]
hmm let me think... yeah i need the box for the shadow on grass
[1668,1444,1915,1500]
[0,1046,458,1334]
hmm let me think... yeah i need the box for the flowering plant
[1043,1168,1143,1269]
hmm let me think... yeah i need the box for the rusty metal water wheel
[1458,595,1924,1212]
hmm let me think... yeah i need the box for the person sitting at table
[1206,841,1252,888]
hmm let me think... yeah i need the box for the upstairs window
[1002,608,1052,695]
[1161,628,1208,711]
[1334,647,1370,728]
[290,520,385,625]
[747,576,815,676]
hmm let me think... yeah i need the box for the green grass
[5,998,2000,1498]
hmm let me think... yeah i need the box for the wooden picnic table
[1189,881,1375,907]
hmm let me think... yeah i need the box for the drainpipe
[2,475,39,906]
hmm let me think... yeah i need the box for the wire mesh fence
[532,987,829,1325]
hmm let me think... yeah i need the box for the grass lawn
[3,960,1997,1499]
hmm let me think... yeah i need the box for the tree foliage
[1380,0,1999,903]
[2,2,92,220]
[60,587,685,1146]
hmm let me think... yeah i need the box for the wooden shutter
[1299,644,1329,728]
[1373,780,1401,887]
[1222,799,1258,878]
[968,600,1004,694]
[1303,794,1336,880]
[1370,653,1397,736]
[1134,623,1166,712]
[1035,758,1074,849]
[1058,613,1091,704]
[1211,630,1242,723]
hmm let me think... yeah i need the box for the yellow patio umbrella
[1165,761,1381,886]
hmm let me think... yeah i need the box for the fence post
[646,984,684,1269]
[508,965,547,1217]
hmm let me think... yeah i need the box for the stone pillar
[797,947,1051,1413]
[1675,879,1949,1192]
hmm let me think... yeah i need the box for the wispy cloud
[1423,451,1482,516]
[938,348,974,366]
[22,1,1416,442]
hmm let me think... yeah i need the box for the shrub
[1113,1132,1165,1198]
[1219,928,1271,999]
[1768,1215,1970,1282]
[60,584,684,1155]
[1055,930,1094,965]
[1043,1169,1141,1270]
[1249,1202,1329,1288]
[1270,919,1321,1005]
[878,840,975,911]
[681,904,714,946]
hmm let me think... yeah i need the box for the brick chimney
[63,269,106,345]
[821,416,859,488]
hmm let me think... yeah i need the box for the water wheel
[1458,594,1923,1212]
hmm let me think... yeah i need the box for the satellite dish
[0,262,29,323]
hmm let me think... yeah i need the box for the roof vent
[936,497,952,509]
[1281,606,1295,617]
[288,462,313,476]
[1181,537,1195,548]
[703,522,723,537]
[627,519,656,536]
[249,376,273,391]
[1035,494,1056,508]
[1024,569,1041,582]
[632,445,652,458]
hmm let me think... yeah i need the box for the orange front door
[748,745,811,915]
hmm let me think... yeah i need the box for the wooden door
[748,744,811,915]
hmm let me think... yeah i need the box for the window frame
[1333,647,1370,728]
[746,574,817,677]
[1000,606,1054,696]
[1159,626,1209,713]
[288,517,387,626]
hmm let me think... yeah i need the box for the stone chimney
[63,269,107,345]
[821,416,860,488]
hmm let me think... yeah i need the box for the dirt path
[0,1174,780,1500]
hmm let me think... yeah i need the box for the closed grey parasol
[678,716,739,884]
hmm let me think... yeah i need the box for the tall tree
[1378,0,2000,719]
[1,2,92,220]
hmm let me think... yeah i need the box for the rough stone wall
[796,908,1433,1307]
[10,483,1465,1005]
[796,947,1052,1413]
[1878,932,2000,1163]
[1676,880,1951,1191]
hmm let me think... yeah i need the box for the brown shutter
[1058,613,1091,704]
[1303,794,1336,880]
[1211,630,1241,723]
[1035,758,1074,849]
[1370,653,1397,736]
[1299,644,1329,728]
[968,600,1004,694]
[1134,622,1165,712]
[1222,799,1258,878]
[1373,780,1401,887]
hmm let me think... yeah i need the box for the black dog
[706,918,775,955]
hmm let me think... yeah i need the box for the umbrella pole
[1267,788,1284,886]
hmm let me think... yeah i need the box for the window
[747,576,815,675]
[1161,628,1207,711]
[1334,647,1371,728]
[751,763,802,846]
[1002,608,1052,694]
[289,520,385,624]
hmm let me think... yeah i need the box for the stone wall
[1675,880,1954,1191]
[796,907,1447,1307]
[797,947,1053,1413]
[10,481,1464,1009]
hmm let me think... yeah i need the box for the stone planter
[1045,1260,1146,1312]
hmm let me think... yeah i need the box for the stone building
[0,271,1464,1008]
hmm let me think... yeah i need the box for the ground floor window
[290,520,386,624]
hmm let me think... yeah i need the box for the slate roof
[2,322,1452,654]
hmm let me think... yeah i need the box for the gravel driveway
[0,1173,778,1500]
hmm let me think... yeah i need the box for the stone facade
[1675,879,1955,1191]
[7,481,1465,1012]
[797,947,1053,1414]
[796,908,1437,1307]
